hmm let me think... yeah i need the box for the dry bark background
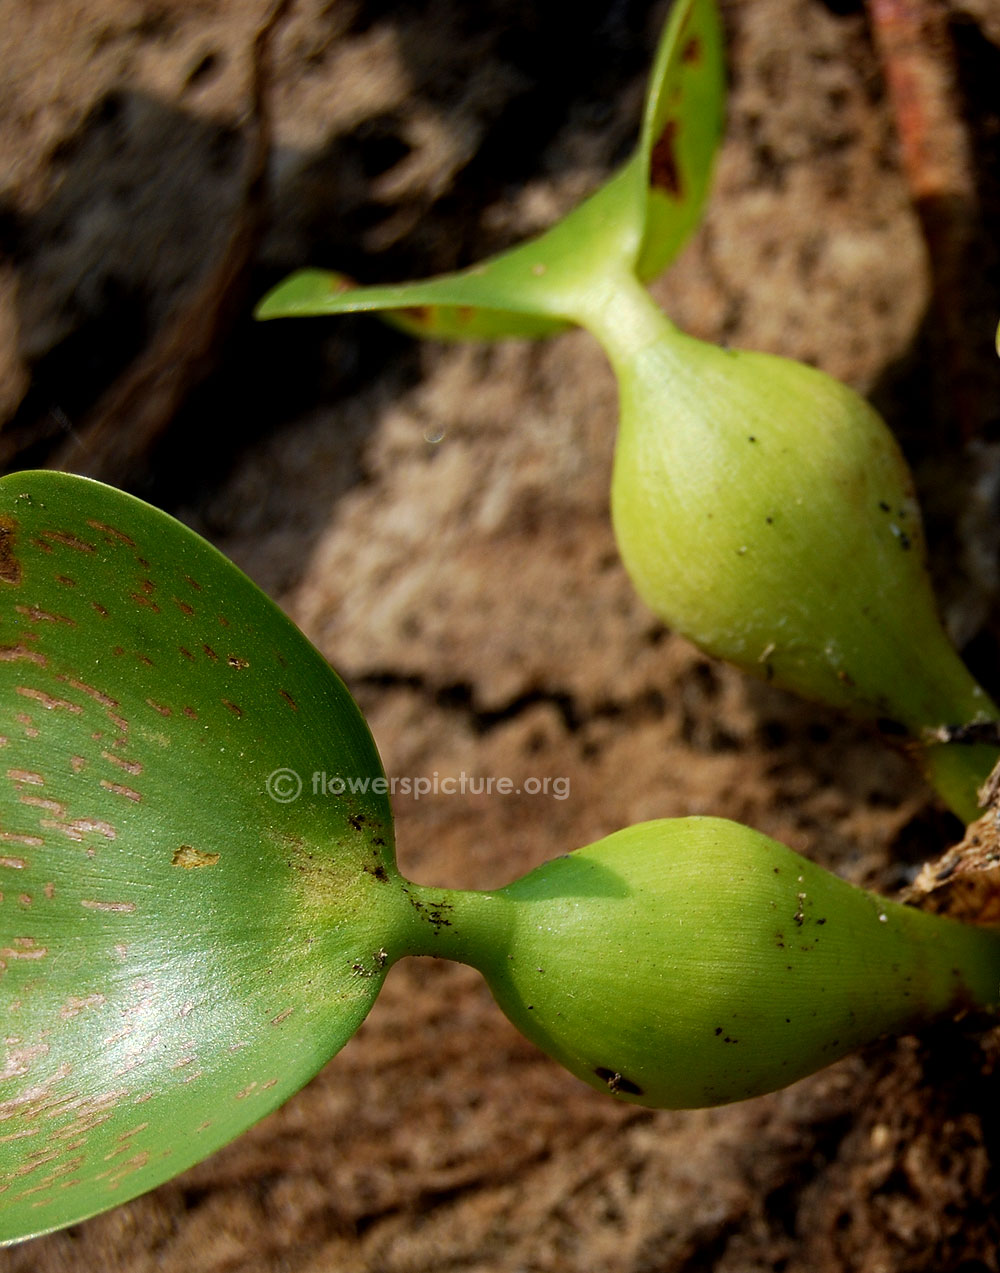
[3,0,1000,1269]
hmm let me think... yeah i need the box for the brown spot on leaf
[80,899,136,913]
[222,699,243,717]
[171,845,220,869]
[146,699,172,718]
[203,644,218,661]
[227,655,249,670]
[681,35,701,63]
[400,305,434,326]
[279,689,298,711]
[650,119,683,197]
[0,518,22,586]
[173,598,195,616]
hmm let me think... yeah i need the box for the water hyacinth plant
[258,0,1000,823]
[2,469,1000,1243]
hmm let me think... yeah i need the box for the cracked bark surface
[3,0,1000,1269]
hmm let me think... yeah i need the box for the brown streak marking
[203,644,218,661]
[279,689,298,711]
[146,699,172,718]
[20,796,66,815]
[42,818,116,842]
[40,530,95,554]
[179,647,195,661]
[54,576,76,588]
[7,770,43,786]
[0,857,28,869]
[102,751,142,776]
[60,677,118,710]
[86,520,136,547]
[117,1122,149,1141]
[91,602,109,618]
[130,594,161,613]
[16,687,82,714]
[222,700,243,717]
[59,994,106,1020]
[99,780,141,803]
[182,706,197,719]
[15,605,75,627]
[0,646,46,666]
[80,899,136,913]
[1,833,43,849]
[173,599,195,616]
[185,576,202,591]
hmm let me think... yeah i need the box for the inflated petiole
[257,0,1000,821]
[408,816,1000,1109]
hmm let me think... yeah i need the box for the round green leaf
[0,472,406,1242]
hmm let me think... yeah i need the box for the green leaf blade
[636,0,726,281]
[256,268,571,340]
[0,472,405,1242]
[256,162,647,339]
